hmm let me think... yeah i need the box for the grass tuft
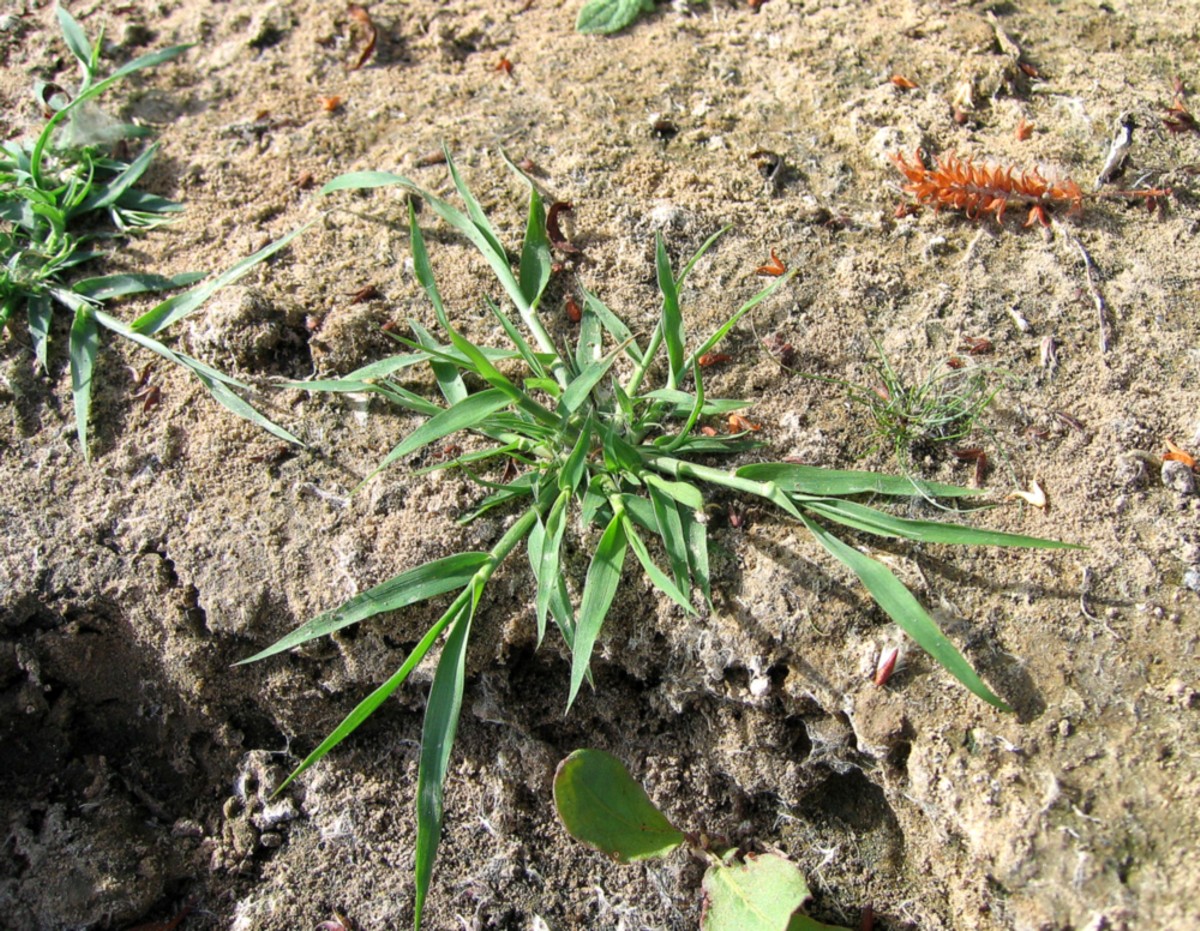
[243,150,1079,928]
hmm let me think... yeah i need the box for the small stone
[1162,460,1197,496]
[1183,568,1200,595]
[1115,455,1148,489]
[259,831,284,849]
[1058,718,1073,738]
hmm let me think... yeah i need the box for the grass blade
[27,294,52,371]
[370,388,513,478]
[581,287,643,365]
[411,320,466,405]
[69,305,99,459]
[675,225,729,285]
[517,183,552,311]
[568,512,628,709]
[273,587,474,795]
[680,504,711,606]
[559,343,622,416]
[655,233,685,389]
[72,271,205,301]
[803,498,1081,549]
[799,513,1011,710]
[236,552,491,664]
[686,268,797,370]
[414,599,475,929]
[55,5,95,73]
[622,516,695,615]
[737,462,979,499]
[131,221,311,334]
[647,484,691,596]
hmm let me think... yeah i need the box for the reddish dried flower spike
[891,149,1083,226]
[756,248,787,276]
[698,352,731,367]
[890,74,918,90]
[1015,118,1034,141]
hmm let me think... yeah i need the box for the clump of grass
[0,5,303,455]
[847,341,1001,474]
[240,149,1077,928]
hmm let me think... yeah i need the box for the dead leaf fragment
[1007,480,1047,508]
[1164,439,1196,470]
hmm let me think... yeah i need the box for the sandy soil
[2,1,1199,929]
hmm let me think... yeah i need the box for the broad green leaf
[559,416,593,496]
[799,514,1011,710]
[414,600,474,929]
[131,221,312,334]
[568,513,627,708]
[802,498,1081,549]
[372,388,513,476]
[72,271,205,301]
[702,853,812,931]
[236,553,491,664]
[69,305,99,459]
[737,462,979,499]
[655,233,685,389]
[411,319,467,405]
[576,0,650,34]
[320,170,408,193]
[553,749,684,861]
[77,142,160,212]
[574,296,603,373]
[644,388,751,416]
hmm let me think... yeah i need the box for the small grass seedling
[554,748,852,931]
[240,150,1077,927]
[0,5,303,455]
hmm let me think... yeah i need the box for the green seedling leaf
[688,268,798,369]
[623,517,696,615]
[576,0,654,34]
[644,473,704,511]
[702,853,812,931]
[568,513,627,709]
[647,484,692,596]
[553,749,684,861]
[72,271,206,301]
[799,513,1011,710]
[56,5,96,75]
[737,462,979,499]
[68,304,99,459]
[560,343,623,415]
[27,295,52,372]
[414,599,474,929]
[802,498,1081,549]
[371,387,513,478]
[582,287,643,364]
[236,552,490,664]
[655,233,686,389]
[517,182,552,310]
[131,221,311,334]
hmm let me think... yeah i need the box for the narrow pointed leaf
[55,6,94,71]
[69,305,99,459]
[799,514,1011,710]
[72,271,205,301]
[655,233,685,388]
[27,294,52,372]
[373,388,512,475]
[737,462,979,499]
[132,221,312,334]
[414,600,475,929]
[622,517,695,615]
[647,485,691,596]
[687,268,798,370]
[517,184,552,309]
[802,498,1080,549]
[582,287,643,364]
[568,513,627,708]
[681,504,711,605]
[236,553,490,664]
[554,749,684,861]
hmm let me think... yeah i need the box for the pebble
[1161,460,1197,496]
[1183,568,1200,595]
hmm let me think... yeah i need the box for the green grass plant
[1,5,302,456]
[848,341,1001,474]
[240,150,1078,927]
